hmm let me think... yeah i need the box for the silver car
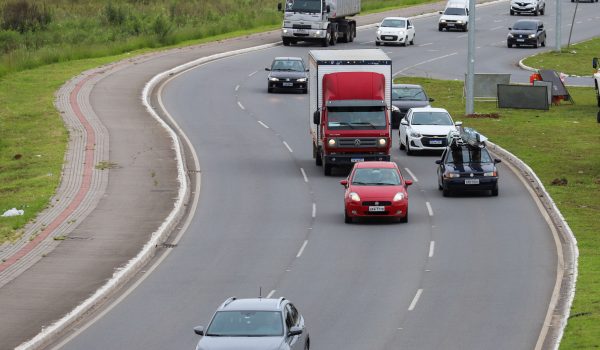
[194,297,310,350]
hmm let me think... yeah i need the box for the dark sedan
[265,57,308,93]
[436,144,501,196]
[507,19,546,48]
[391,84,434,128]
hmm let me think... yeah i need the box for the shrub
[152,14,172,42]
[1,0,52,33]
[0,30,21,53]
[104,3,127,26]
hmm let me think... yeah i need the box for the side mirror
[376,24,380,28]
[400,119,408,126]
[405,179,413,186]
[593,57,599,69]
[313,110,321,125]
[289,326,303,337]
[439,11,443,14]
[278,2,282,11]
[494,159,502,164]
[508,27,512,30]
[194,326,204,336]
[340,179,348,187]
[455,121,463,127]
[265,68,271,71]
[326,5,331,13]
[429,97,435,102]
[305,68,309,72]
[435,160,442,164]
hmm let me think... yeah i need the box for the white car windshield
[411,112,453,125]
[206,311,284,337]
[352,168,401,185]
[393,87,427,101]
[286,0,321,13]
[444,7,467,15]
[381,19,406,28]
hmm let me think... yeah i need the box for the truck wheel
[349,24,355,42]
[324,163,332,176]
[314,146,323,166]
[282,38,291,46]
[322,35,329,47]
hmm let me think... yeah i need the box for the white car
[438,4,469,32]
[376,17,415,46]
[399,107,460,155]
[510,0,545,16]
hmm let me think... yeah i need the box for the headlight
[444,172,460,178]
[528,34,536,39]
[376,29,381,35]
[484,171,497,177]
[296,78,307,83]
[328,138,336,147]
[440,19,447,23]
[393,192,405,202]
[409,131,421,138]
[315,30,321,36]
[378,138,387,147]
[456,20,463,24]
[508,33,514,38]
[282,29,288,34]
[349,192,361,202]
[269,77,279,82]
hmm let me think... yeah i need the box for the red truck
[309,49,396,175]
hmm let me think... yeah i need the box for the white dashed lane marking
[296,240,308,258]
[237,101,245,110]
[300,168,308,183]
[426,202,434,216]
[408,289,423,311]
[404,168,418,182]
[258,121,270,129]
[429,241,435,258]
[283,141,293,153]
[266,290,276,298]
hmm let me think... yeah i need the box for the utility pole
[555,0,562,52]
[466,0,476,115]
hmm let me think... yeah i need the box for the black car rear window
[446,147,492,164]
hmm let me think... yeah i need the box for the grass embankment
[522,36,600,76]
[395,76,599,348]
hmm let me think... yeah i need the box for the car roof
[410,107,448,113]
[382,16,409,21]
[273,57,303,61]
[217,298,286,312]
[354,161,398,169]
[392,84,423,89]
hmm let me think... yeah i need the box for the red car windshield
[352,168,401,185]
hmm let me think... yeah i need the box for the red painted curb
[0,75,97,273]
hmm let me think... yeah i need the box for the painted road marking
[394,52,458,75]
[237,101,245,110]
[300,168,308,183]
[235,85,240,91]
[491,26,503,31]
[248,70,258,77]
[283,141,293,153]
[429,241,435,258]
[266,290,276,298]
[457,34,468,38]
[404,168,418,182]
[297,240,308,258]
[258,121,270,129]
[418,43,433,47]
[426,202,434,216]
[408,289,423,311]
[312,203,316,218]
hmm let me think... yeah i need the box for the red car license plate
[369,206,385,212]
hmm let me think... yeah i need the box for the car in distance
[391,84,434,129]
[341,161,412,223]
[399,107,459,155]
[193,297,309,350]
[438,3,469,32]
[376,17,416,46]
[266,57,308,94]
[507,19,546,48]
[510,0,545,15]
[436,134,501,197]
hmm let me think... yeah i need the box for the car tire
[533,40,539,48]
[541,39,546,47]
[405,138,412,155]
[464,23,468,32]
[399,137,405,150]
[375,41,381,46]
[510,9,515,15]
[302,88,308,94]
[283,38,291,46]
[508,42,512,48]
[534,7,539,15]
[344,210,352,224]
[491,188,499,196]
[410,35,415,45]
[268,87,273,93]
[442,188,451,197]
[438,26,443,31]
[399,213,408,223]
[403,36,408,46]
[540,6,545,15]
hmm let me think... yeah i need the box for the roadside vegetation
[394,76,599,348]
[522,36,600,76]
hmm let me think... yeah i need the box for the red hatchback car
[340,161,412,223]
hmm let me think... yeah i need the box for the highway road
[56,0,599,349]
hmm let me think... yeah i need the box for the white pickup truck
[594,57,600,122]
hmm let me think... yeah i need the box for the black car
[436,144,501,197]
[507,20,546,48]
[391,84,434,129]
[265,57,308,93]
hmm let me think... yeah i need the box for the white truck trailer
[278,0,360,47]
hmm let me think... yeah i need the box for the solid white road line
[491,26,503,31]
[426,202,434,216]
[258,121,270,129]
[296,240,308,258]
[300,168,308,183]
[408,289,423,311]
[457,34,468,38]
[429,241,435,258]
[235,85,240,91]
[404,168,418,182]
[418,43,433,46]
[394,52,458,75]
[248,70,258,77]
[312,203,316,218]
[361,40,376,44]
[283,141,293,153]
[237,101,245,110]
[266,290,276,298]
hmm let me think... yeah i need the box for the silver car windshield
[411,112,453,125]
[206,311,284,337]
[352,168,401,186]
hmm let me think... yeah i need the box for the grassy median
[522,36,600,76]
[394,76,599,348]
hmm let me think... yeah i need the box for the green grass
[394,76,600,348]
[522,36,600,76]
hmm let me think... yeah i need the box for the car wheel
[442,188,451,197]
[507,42,512,48]
[405,138,412,155]
[510,9,515,15]
[464,23,468,32]
[541,39,546,47]
[268,87,273,93]
[302,88,308,94]
[491,188,499,196]
[399,136,405,150]
[344,210,352,224]
[533,39,538,48]
[438,25,443,31]
[534,7,539,15]
[403,36,408,46]
[438,178,443,190]
[540,6,545,15]
[283,38,291,46]
[410,34,415,45]
[375,41,381,46]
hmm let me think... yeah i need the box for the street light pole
[555,0,562,52]
[466,0,476,115]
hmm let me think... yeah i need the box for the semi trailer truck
[278,0,360,46]
[309,49,396,175]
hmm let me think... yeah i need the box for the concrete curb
[487,141,578,350]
